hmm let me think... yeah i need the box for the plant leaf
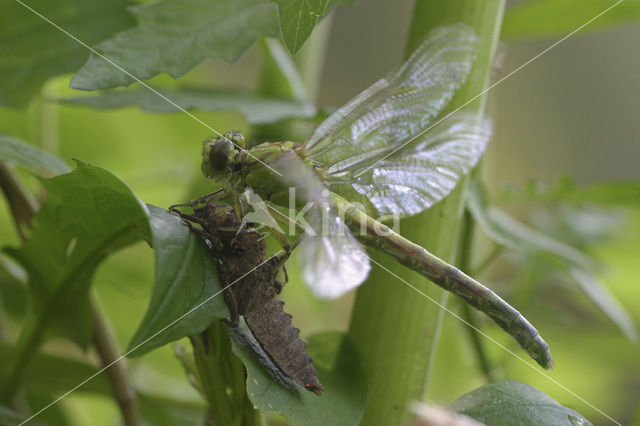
[499,177,640,209]
[4,160,150,348]
[70,0,279,90]
[127,205,228,357]
[59,87,316,124]
[450,381,592,425]
[468,179,594,270]
[468,179,638,340]
[138,393,206,426]
[0,0,134,106]
[568,268,637,341]
[502,0,640,40]
[230,330,367,426]
[0,342,205,425]
[0,135,71,173]
[271,0,355,54]
[0,342,111,396]
[0,405,41,426]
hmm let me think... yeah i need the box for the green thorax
[202,132,327,207]
[240,141,303,204]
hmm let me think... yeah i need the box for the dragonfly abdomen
[336,196,554,369]
[244,298,324,395]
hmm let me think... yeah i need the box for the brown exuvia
[170,201,323,395]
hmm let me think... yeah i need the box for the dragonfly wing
[271,155,371,298]
[299,207,371,299]
[349,114,491,216]
[305,24,477,174]
[241,188,284,232]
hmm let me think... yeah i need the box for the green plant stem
[0,163,140,426]
[190,322,262,426]
[472,244,503,276]
[347,2,505,425]
[456,208,495,382]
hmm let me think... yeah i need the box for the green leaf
[563,181,640,208]
[0,342,205,425]
[71,0,279,90]
[272,0,355,54]
[0,342,111,396]
[568,267,637,340]
[231,330,367,426]
[127,205,228,357]
[59,87,316,124]
[0,406,28,426]
[502,0,640,40]
[0,135,71,174]
[468,179,594,270]
[138,393,206,426]
[0,0,134,106]
[468,179,638,340]
[4,160,150,348]
[450,380,592,425]
[499,177,640,209]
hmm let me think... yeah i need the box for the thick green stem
[190,322,262,426]
[347,2,505,425]
[0,313,45,403]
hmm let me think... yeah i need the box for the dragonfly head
[201,131,245,180]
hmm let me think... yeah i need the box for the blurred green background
[1,0,639,424]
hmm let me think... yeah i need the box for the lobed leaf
[0,0,134,106]
[59,87,316,124]
[271,0,355,54]
[468,179,594,270]
[71,0,279,90]
[502,0,640,40]
[0,406,35,426]
[0,342,111,396]
[0,342,205,425]
[499,177,640,209]
[4,160,151,348]
[0,135,71,174]
[450,380,592,425]
[230,330,367,426]
[138,393,206,426]
[127,205,228,357]
[468,179,638,340]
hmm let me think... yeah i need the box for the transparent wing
[240,188,284,233]
[273,156,371,299]
[343,114,492,216]
[305,24,477,174]
[299,206,371,299]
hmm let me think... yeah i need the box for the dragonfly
[195,24,553,369]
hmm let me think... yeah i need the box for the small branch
[456,208,496,382]
[0,162,140,425]
[0,163,38,240]
[471,244,503,277]
[91,299,141,426]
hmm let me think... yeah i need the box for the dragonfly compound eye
[201,136,235,178]
[210,138,233,172]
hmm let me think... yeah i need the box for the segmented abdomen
[243,297,323,395]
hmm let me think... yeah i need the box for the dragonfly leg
[168,188,229,212]
[170,209,226,252]
[222,280,241,327]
